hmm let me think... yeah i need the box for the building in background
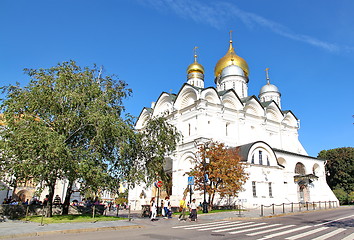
[128,37,338,209]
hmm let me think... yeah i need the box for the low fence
[260,201,339,217]
[0,204,105,219]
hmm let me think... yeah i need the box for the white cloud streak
[136,0,348,53]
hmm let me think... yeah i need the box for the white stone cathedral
[128,38,338,210]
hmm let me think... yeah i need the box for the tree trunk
[47,183,55,217]
[62,180,73,215]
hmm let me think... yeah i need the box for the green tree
[188,141,248,207]
[318,147,354,194]
[318,147,354,205]
[135,116,181,195]
[0,61,134,216]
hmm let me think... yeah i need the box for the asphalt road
[8,206,354,240]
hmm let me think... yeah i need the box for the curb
[0,224,143,239]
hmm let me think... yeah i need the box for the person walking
[150,197,157,221]
[189,198,197,221]
[178,197,187,221]
[164,196,172,219]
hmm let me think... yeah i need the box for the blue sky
[1,0,353,156]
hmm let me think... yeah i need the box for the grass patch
[20,214,127,224]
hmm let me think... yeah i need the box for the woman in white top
[150,197,157,221]
[189,198,197,221]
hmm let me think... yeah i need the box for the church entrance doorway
[298,183,309,203]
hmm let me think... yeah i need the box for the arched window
[295,162,306,175]
[259,151,263,165]
[251,154,255,164]
[313,164,320,175]
[267,156,270,166]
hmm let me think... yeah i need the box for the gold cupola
[187,61,204,74]
[187,48,204,75]
[187,47,204,88]
[214,38,249,78]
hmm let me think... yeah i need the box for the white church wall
[128,43,339,211]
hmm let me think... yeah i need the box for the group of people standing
[150,196,197,222]
[178,197,197,221]
[150,196,172,221]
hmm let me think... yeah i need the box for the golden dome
[187,48,204,74]
[187,61,204,74]
[214,40,249,77]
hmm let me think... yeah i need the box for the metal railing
[260,201,339,217]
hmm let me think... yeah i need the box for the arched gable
[135,108,152,130]
[174,84,198,110]
[200,88,221,105]
[244,97,263,117]
[265,102,283,122]
[221,90,243,110]
[247,141,278,167]
[153,92,174,117]
[283,111,298,127]
[239,141,279,167]
[178,151,196,172]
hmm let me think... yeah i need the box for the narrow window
[259,151,263,165]
[252,181,257,197]
[188,123,191,136]
[251,154,254,164]
[267,156,270,166]
[269,182,273,197]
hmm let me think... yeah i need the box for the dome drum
[188,72,204,80]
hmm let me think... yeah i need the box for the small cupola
[187,46,204,88]
[259,68,282,108]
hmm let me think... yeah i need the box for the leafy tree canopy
[318,147,354,194]
[188,141,248,206]
[0,61,135,214]
[133,116,181,194]
[0,60,181,215]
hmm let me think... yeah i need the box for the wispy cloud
[136,0,350,53]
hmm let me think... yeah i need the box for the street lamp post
[202,156,209,213]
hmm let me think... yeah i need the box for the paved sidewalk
[0,208,259,239]
[0,219,141,239]
[0,206,341,239]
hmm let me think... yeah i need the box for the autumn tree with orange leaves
[188,141,248,208]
